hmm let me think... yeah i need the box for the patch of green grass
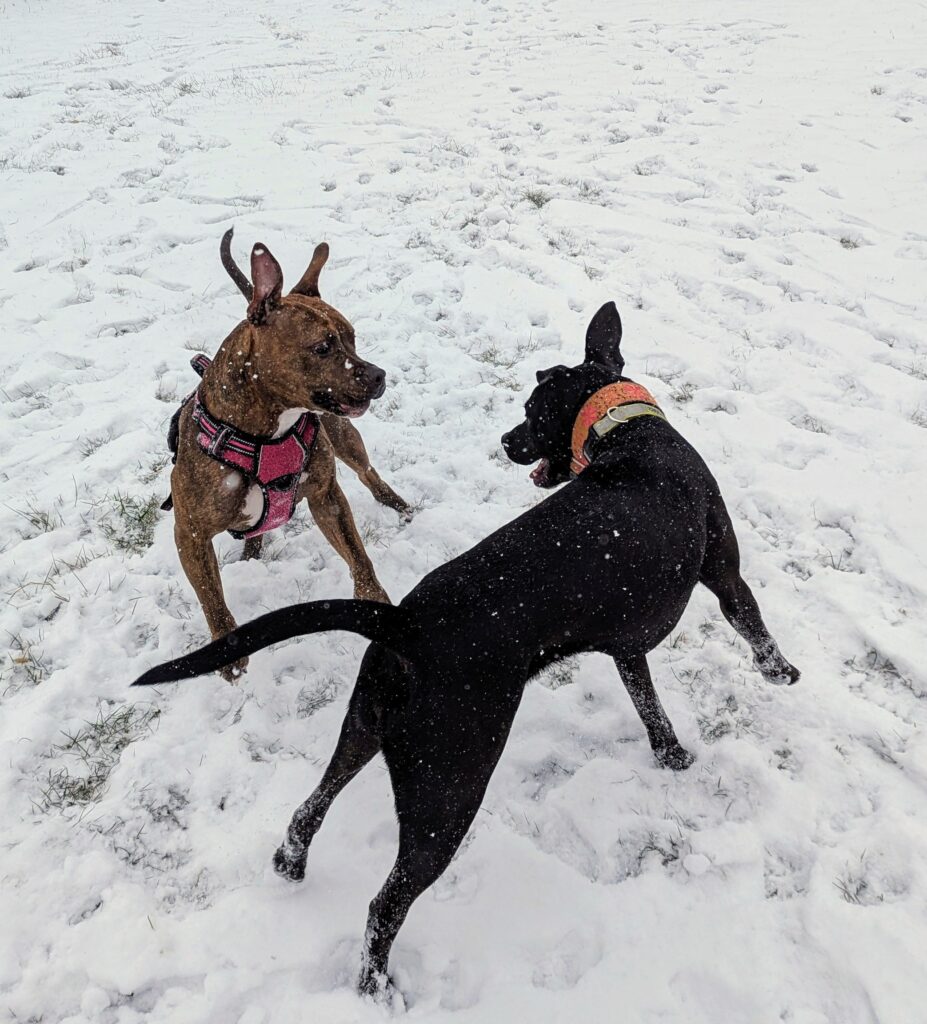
[154,372,178,403]
[4,632,49,693]
[698,693,754,743]
[7,498,62,535]
[138,453,171,485]
[522,187,551,209]
[38,701,161,811]
[80,431,113,458]
[669,380,696,404]
[636,829,686,871]
[296,679,338,718]
[361,519,389,548]
[98,492,162,555]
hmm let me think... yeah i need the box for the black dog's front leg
[612,652,694,770]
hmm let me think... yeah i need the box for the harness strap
[191,353,212,378]
[166,354,319,539]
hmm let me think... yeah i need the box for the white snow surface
[1,1,926,1021]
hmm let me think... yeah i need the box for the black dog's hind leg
[359,788,483,1001]
[273,701,380,882]
[700,498,800,685]
[612,652,694,770]
[358,717,516,1001]
[241,536,263,561]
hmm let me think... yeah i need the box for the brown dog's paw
[392,497,416,523]
[368,480,414,520]
[392,496,422,524]
[356,581,391,604]
[219,657,249,684]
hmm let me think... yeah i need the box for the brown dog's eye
[312,337,334,356]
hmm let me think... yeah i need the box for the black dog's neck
[580,384,666,471]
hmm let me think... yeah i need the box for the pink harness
[186,355,319,540]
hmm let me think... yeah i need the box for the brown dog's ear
[247,243,284,325]
[289,242,330,298]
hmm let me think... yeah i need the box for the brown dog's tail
[132,600,409,687]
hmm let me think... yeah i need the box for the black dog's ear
[584,301,624,371]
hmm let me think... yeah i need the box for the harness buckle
[208,425,232,457]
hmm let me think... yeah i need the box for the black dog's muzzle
[500,423,539,464]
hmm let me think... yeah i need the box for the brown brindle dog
[166,230,410,680]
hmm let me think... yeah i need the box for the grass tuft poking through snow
[38,701,161,812]
[95,492,162,555]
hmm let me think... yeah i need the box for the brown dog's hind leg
[700,498,800,685]
[324,415,412,519]
[611,652,694,770]
[173,520,247,682]
[307,477,390,603]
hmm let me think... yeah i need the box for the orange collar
[570,381,664,475]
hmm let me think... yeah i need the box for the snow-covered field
[2,0,926,1020]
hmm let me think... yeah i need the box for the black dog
[133,301,799,999]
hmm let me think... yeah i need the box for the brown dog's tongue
[341,399,370,418]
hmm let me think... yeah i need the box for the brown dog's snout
[358,362,386,399]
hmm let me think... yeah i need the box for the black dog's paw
[358,969,404,1010]
[655,742,695,771]
[273,842,307,882]
[756,655,800,686]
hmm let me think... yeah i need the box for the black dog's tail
[132,600,408,687]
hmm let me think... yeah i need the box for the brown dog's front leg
[174,522,248,682]
[323,415,412,519]
[307,479,390,604]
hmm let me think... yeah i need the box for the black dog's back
[400,416,713,674]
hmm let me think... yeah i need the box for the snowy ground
[1,0,926,1021]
